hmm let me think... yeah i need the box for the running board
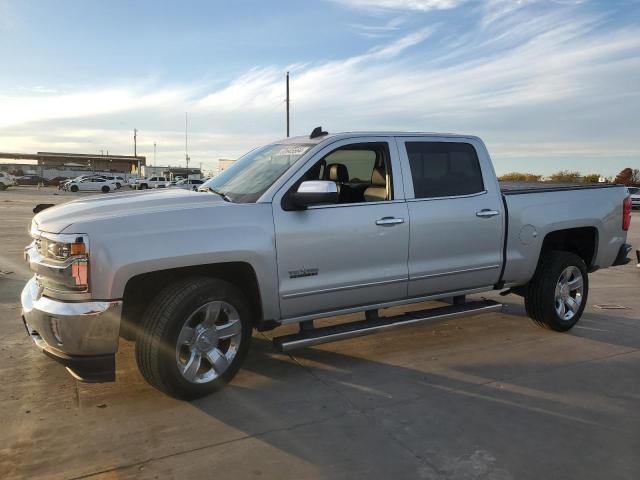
[273,299,502,352]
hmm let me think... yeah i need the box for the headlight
[39,236,87,261]
[27,230,90,297]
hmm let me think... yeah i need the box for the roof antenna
[310,126,328,139]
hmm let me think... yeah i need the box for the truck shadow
[181,308,640,478]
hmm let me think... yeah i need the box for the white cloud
[335,0,465,11]
[0,85,191,128]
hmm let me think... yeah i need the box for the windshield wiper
[203,187,232,202]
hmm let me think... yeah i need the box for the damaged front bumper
[21,276,122,382]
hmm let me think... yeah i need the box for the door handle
[476,209,500,218]
[376,217,404,226]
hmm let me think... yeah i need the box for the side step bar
[273,299,502,353]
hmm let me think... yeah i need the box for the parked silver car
[628,187,640,209]
[166,178,204,191]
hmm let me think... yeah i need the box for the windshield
[628,187,639,194]
[200,143,313,203]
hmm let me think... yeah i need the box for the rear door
[397,137,504,297]
[272,137,409,319]
[90,178,105,190]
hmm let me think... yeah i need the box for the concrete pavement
[1,187,638,479]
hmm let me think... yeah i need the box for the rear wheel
[70,185,79,192]
[135,277,253,399]
[524,251,588,331]
[140,183,148,189]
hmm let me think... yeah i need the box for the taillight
[623,196,631,231]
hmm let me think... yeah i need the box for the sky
[0,0,639,176]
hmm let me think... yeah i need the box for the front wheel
[101,185,110,193]
[135,277,253,399]
[524,251,588,331]
[70,185,79,192]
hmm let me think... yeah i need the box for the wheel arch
[539,226,599,270]
[120,262,263,340]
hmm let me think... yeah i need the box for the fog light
[50,317,63,344]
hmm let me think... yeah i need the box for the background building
[217,159,235,174]
[142,165,202,179]
[0,151,146,179]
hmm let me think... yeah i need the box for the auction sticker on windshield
[273,145,310,156]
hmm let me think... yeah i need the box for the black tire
[101,185,110,193]
[0,184,7,191]
[70,185,79,192]
[140,183,148,189]
[115,182,121,189]
[524,251,588,331]
[135,277,253,399]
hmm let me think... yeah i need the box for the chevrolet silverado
[21,129,633,398]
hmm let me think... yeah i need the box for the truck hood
[34,189,227,233]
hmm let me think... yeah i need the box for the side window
[297,142,393,204]
[405,142,484,199]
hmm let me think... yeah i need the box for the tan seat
[364,167,387,202]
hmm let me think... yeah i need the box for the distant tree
[549,170,581,183]
[631,168,640,186]
[614,168,634,186]
[583,173,601,184]
[498,172,542,182]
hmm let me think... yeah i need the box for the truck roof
[274,131,481,145]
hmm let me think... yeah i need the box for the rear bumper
[612,243,633,266]
[21,276,121,382]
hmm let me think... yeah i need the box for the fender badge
[289,268,319,279]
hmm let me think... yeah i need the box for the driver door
[272,137,410,319]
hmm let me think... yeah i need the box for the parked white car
[628,187,640,209]
[98,175,126,189]
[0,172,16,189]
[166,178,204,191]
[135,176,168,189]
[60,175,92,190]
[64,176,119,193]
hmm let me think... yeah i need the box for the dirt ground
[1,186,639,479]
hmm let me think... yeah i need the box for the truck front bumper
[21,276,122,382]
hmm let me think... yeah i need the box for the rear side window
[405,142,484,199]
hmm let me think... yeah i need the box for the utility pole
[185,113,190,177]
[134,128,140,179]
[286,71,290,137]
[153,142,157,174]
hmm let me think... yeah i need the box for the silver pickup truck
[21,129,633,399]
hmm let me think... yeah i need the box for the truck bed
[499,182,620,195]
[499,183,628,288]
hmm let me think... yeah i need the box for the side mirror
[289,180,339,209]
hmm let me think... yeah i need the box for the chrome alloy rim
[554,266,584,321]
[175,301,242,384]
